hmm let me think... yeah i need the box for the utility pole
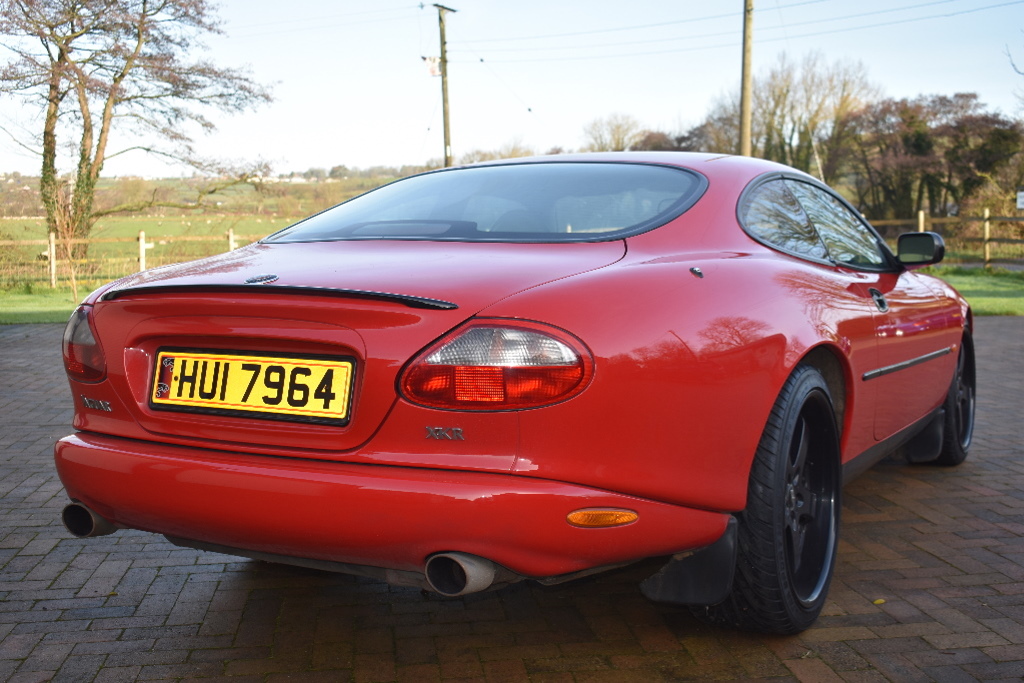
[739,0,753,157]
[435,4,457,167]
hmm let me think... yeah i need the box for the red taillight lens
[401,322,593,410]
[62,306,106,382]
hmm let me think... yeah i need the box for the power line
[452,0,1024,64]
[462,47,536,115]
[227,4,421,31]
[227,6,421,39]
[455,0,833,44]
[452,0,965,55]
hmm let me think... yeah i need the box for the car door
[785,180,957,441]
[739,178,881,459]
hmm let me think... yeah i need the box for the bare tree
[682,52,877,184]
[683,97,740,154]
[1011,43,1024,113]
[458,138,535,164]
[0,0,272,257]
[631,130,679,151]
[582,113,643,152]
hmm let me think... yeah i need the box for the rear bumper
[54,432,729,578]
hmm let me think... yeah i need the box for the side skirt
[842,406,945,484]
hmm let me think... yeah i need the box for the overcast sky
[2,0,1023,177]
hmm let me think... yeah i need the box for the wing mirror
[897,232,945,267]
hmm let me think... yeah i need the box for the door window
[785,181,890,269]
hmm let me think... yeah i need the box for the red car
[56,152,974,634]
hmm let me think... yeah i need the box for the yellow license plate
[151,349,354,425]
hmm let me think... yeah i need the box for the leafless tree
[0,0,272,258]
[683,52,878,184]
[458,138,535,164]
[1010,43,1024,113]
[582,113,643,152]
[631,130,679,151]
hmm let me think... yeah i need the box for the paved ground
[1,318,1023,683]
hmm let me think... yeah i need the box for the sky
[2,0,1023,177]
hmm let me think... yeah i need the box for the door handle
[868,288,889,312]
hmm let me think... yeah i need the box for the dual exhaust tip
[61,503,511,597]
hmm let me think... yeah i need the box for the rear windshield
[265,162,706,243]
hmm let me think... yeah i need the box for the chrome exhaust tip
[424,552,498,597]
[61,502,116,538]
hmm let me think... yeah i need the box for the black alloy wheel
[930,333,975,467]
[694,364,840,634]
[783,414,835,606]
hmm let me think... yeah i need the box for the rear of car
[56,153,974,634]
[56,158,730,594]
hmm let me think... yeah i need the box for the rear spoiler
[98,284,458,310]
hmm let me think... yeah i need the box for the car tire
[692,365,840,634]
[928,333,975,467]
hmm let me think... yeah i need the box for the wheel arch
[797,344,848,441]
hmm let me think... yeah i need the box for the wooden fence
[871,210,1024,267]
[1,212,1022,290]
[0,229,247,289]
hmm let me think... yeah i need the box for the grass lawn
[0,287,82,324]
[922,267,1024,317]
[2,266,1022,325]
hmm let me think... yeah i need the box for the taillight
[400,321,593,410]
[62,306,106,382]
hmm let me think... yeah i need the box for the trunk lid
[96,240,624,311]
[81,240,624,457]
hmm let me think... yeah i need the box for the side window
[739,179,828,261]
[786,181,889,269]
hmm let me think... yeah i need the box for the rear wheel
[694,365,840,634]
[929,333,975,467]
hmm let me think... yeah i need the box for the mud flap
[639,516,737,606]
[900,408,945,463]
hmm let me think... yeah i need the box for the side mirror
[897,232,945,267]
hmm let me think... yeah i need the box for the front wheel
[694,365,841,634]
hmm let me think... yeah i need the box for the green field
[0,174,399,289]
[0,215,296,289]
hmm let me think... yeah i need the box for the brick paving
[1,317,1022,682]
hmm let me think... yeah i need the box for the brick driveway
[2,318,1023,682]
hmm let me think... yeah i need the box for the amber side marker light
[567,509,639,528]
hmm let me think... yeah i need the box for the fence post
[983,208,991,268]
[138,231,155,271]
[228,228,236,251]
[917,210,926,232]
[48,232,57,288]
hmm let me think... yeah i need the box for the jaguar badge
[244,274,279,285]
